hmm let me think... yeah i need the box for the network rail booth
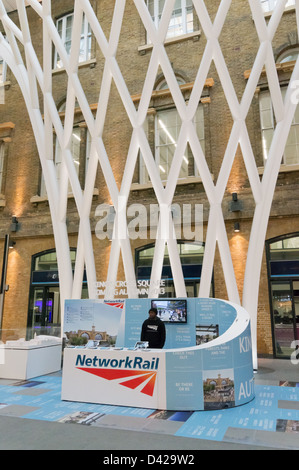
[1,297,299,450]
[61,298,255,411]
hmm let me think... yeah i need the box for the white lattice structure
[1,0,299,368]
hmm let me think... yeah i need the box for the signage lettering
[238,378,254,400]
[239,336,252,353]
[75,354,159,371]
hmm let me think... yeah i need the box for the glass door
[271,282,297,357]
[45,287,61,329]
[28,286,61,338]
[32,288,45,328]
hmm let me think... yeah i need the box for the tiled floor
[0,358,298,450]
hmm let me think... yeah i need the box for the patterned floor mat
[0,373,298,449]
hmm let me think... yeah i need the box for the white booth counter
[62,347,166,409]
[0,336,62,380]
[62,299,255,411]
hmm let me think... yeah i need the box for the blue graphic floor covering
[0,372,299,449]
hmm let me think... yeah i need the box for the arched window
[261,0,295,14]
[40,101,91,196]
[156,77,185,90]
[54,12,92,69]
[135,241,213,298]
[277,48,299,64]
[259,48,299,166]
[27,249,88,338]
[146,0,194,42]
[138,77,205,184]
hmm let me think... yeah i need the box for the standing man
[141,308,166,349]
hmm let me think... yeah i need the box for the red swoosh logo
[77,368,157,397]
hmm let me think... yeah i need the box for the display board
[63,300,123,347]
[62,298,255,411]
[116,298,237,349]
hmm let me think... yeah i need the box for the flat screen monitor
[151,299,187,324]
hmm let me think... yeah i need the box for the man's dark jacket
[141,317,166,349]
